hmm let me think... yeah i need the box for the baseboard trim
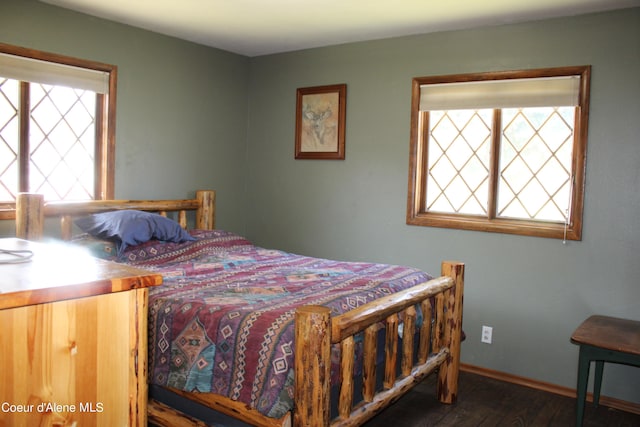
[460,363,640,415]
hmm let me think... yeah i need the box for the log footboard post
[16,193,44,241]
[196,190,215,230]
[294,306,331,427]
[437,261,465,404]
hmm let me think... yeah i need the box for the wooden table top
[571,315,640,356]
[0,238,162,310]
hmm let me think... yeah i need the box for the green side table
[570,315,640,426]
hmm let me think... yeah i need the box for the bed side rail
[15,190,215,240]
[294,261,464,427]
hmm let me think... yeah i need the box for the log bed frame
[14,190,464,427]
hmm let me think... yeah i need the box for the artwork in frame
[295,84,346,160]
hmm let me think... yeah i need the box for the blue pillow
[75,210,195,255]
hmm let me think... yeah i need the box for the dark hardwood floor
[363,370,640,427]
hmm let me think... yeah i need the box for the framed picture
[295,84,346,160]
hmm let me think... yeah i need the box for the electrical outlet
[481,325,493,344]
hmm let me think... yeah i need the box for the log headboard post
[16,193,44,241]
[196,190,215,230]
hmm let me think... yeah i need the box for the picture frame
[295,84,346,160]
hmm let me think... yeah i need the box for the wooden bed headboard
[16,189,215,241]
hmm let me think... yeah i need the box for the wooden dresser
[0,238,162,427]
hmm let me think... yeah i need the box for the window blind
[0,52,109,94]
[420,75,580,111]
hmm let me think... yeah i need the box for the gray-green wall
[246,9,640,405]
[2,0,639,406]
[0,0,250,234]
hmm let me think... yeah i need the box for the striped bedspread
[120,230,432,418]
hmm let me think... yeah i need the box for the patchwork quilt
[120,230,432,418]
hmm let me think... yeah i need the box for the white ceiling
[41,0,639,57]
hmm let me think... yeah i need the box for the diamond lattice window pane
[459,198,486,216]
[0,78,19,188]
[447,135,474,170]
[521,135,552,173]
[459,180,488,215]
[431,114,457,151]
[426,109,491,214]
[66,98,95,135]
[499,138,517,168]
[31,93,61,135]
[31,140,62,176]
[79,126,95,152]
[501,156,532,194]
[519,180,549,217]
[49,163,77,199]
[537,157,570,196]
[447,110,476,127]
[33,179,59,201]
[0,81,19,140]
[461,112,492,151]
[503,110,535,152]
[430,157,456,190]
[0,114,18,152]
[536,199,566,222]
[557,140,573,171]
[522,107,553,128]
[549,181,572,221]
[429,193,454,213]
[496,106,576,223]
[29,166,46,194]
[539,108,573,151]
[64,184,92,200]
[48,86,78,114]
[446,176,474,212]
[0,78,19,103]
[460,155,489,193]
[66,143,93,174]
[499,198,528,219]
[49,121,77,154]
[0,141,16,173]
[0,186,14,201]
[0,161,18,200]
[29,84,96,201]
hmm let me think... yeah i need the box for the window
[0,43,117,207]
[407,66,590,240]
